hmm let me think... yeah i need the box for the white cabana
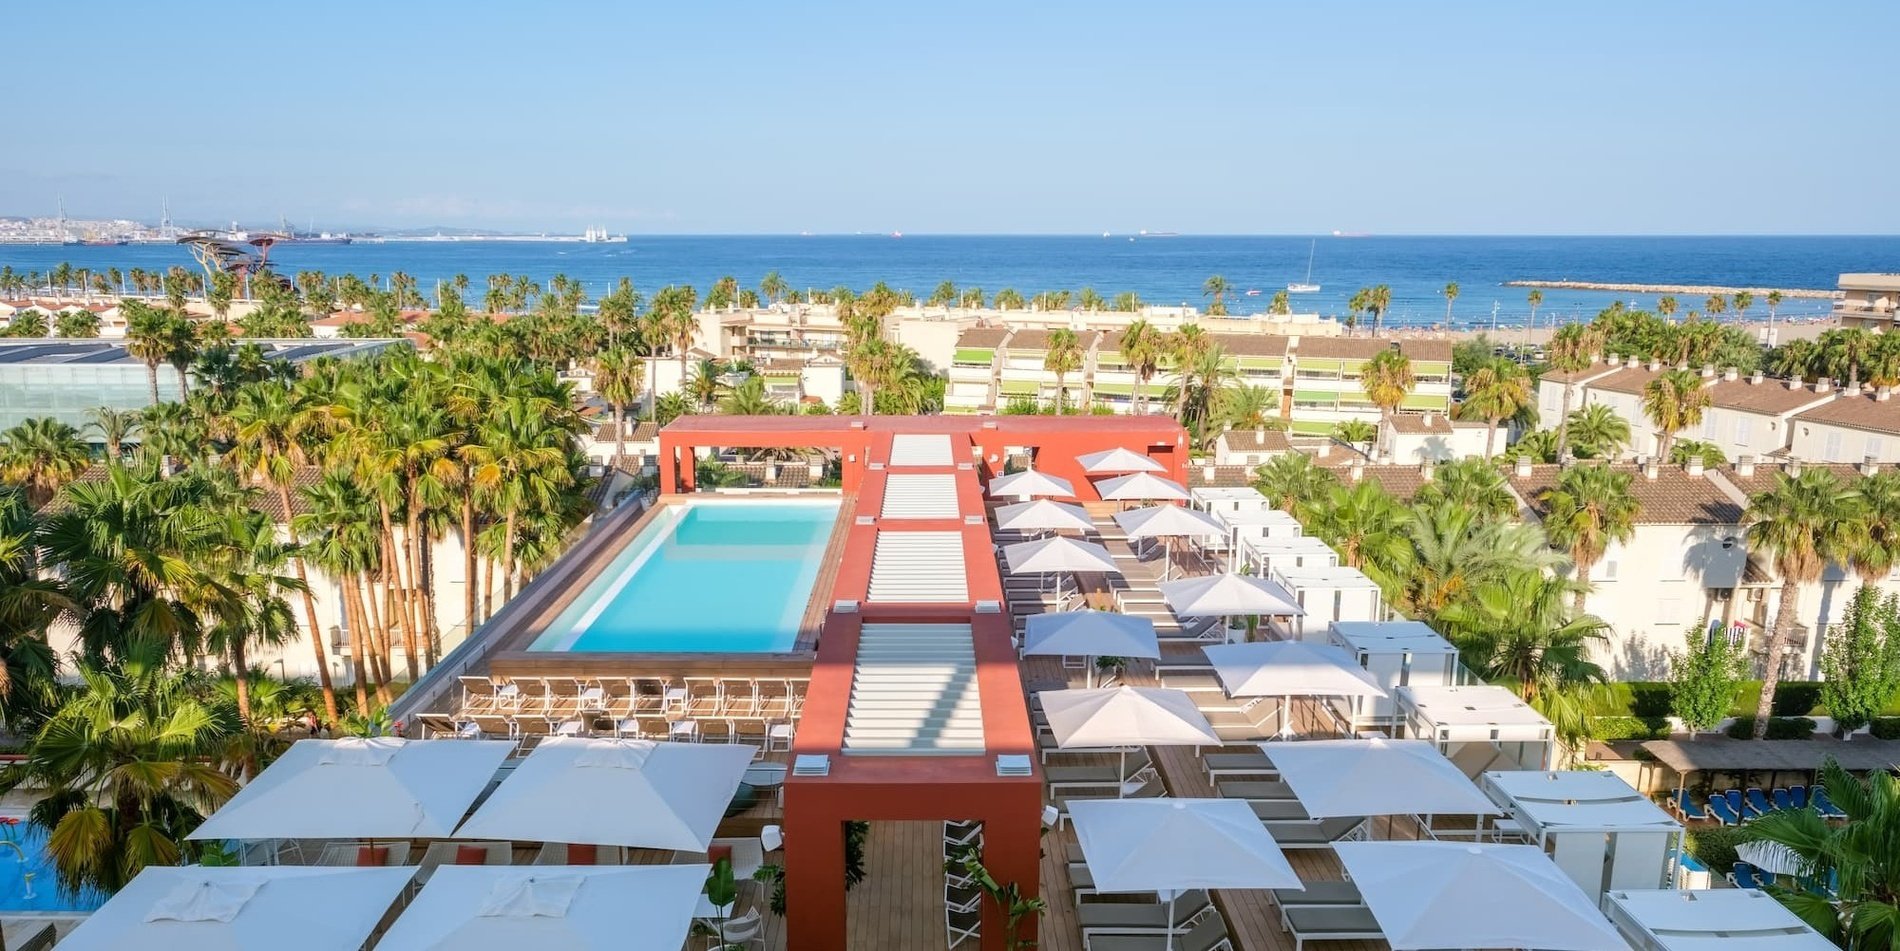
[1040,687,1218,795]
[1189,486,1269,516]
[189,737,513,842]
[1482,770,1683,901]
[1603,888,1836,950]
[1022,611,1159,687]
[1071,798,1300,951]
[1115,504,1226,579]
[1397,684,1556,776]
[1004,535,1121,600]
[457,738,754,852]
[376,865,707,951]
[1327,621,1461,729]
[1096,471,1190,502]
[1265,739,1499,830]
[1234,533,1336,576]
[1078,447,1167,474]
[58,865,413,951]
[1269,564,1385,641]
[1333,841,1629,951]
[995,498,1094,535]
[988,469,1076,499]
[1200,642,1385,737]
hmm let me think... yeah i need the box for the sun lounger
[1269,880,1363,910]
[1249,799,1310,822]
[1202,752,1276,782]
[1085,914,1232,951]
[1729,862,1768,890]
[1707,794,1741,826]
[417,841,510,882]
[1671,790,1709,821]
[1263,817,1367,850]
[1723,789,1744,816]
[1279,905,1383,950]
[316,841,413,867]
[1744,787,1774,819]
[1789,784,1808,809]
[1812,786,1846,819]
[1052,780,1167,828]
[1216,780,1294,801]
[1772,787,1797,812]
[1077,891,1210,938]
[533,842,625,866]
[1047,755,1154,792]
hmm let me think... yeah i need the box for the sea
[4,235,1896,330]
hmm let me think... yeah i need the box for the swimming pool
[0,821,105,912]
[530,498,840,652]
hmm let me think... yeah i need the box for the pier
[1505,279,1840,299]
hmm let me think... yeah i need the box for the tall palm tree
[0,490,65,707]
[1640,369,1711,462]
[1564,403,1632,460]
[1847,471,1900,589]
[1366,285,1391,338]
[1414,457,1518,522]
[650,284,701,399]
[1437,568,1608,743]
[0,418,91,508]
[123,302,171,406]
[592,348,644,461]
[1732,291,1753,324]
[1703,294,1727,321]
[1043,329,1083,414]
[1119,320,1163,415]
[1743,469,1861,738]
[1252,453,1339,516]
[1539,464,1640,616]
[760,271,791,305]
[1526,289,1543,339]
[466,399,575,602]
[1441,282,1459,324]
[1739,757,1900,947]
[296,471,384,710]
[1361,348,1415,431]
[1457,359,1532,459]
[1765,290,1782,330]
[1400,503,1567,621]
[1201,275,1230,316]
[1656,296,1678,321]
[1546,322,1601,461]
[1305,479,1412,584]
[719,377,785,416]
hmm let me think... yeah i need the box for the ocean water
[530,499,838,653]
[4,235,1896,329]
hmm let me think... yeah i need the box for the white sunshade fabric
[1113,504,1226,540]
[1072,798,1300,894]
[1483,770,1681,835]
[189,737,513,841]
[1266,739,1500,818]
[58,865,414,951]
[995,498,1095,534]
[988,468,1076,499]
[375,865,708,951]
[1039,686,1219,748]
[1022,611,1160,661]
[456,738,755,852]
[1159,573,1303,617]
[1201,642,1385,699]
[1604,888,1835,950]
[1334,841,1629,951]
[1096,472,1190,501]
[1004,535,1121,575]
[1077,447,1167,474]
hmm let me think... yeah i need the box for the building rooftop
[1288,337,1453,363]
[1003,328,1098,352]
[1384,413,1454,435]
[1704,376,1835,415]
[1583,364,1666,396]
[0,338,404,366]
[1718,460,1869,499]
[1211,332,1291,358]
[953,327,1011,349]
[1509,462,1744,525]
[1218,428,1294,452]
[1792,392,1900,436]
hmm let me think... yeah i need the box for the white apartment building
[1834,273,1900,330]
[1789,390,1900,463]
[1286,337,1453,437]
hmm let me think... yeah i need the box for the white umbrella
[989,469,1076,499]
[1004,535,1121,601]
[1096,472,1190,502]
[1114,505,1227,579]
[375,865,707,951]
[1333,841,1628,951]
[1022,611,1159,687]
[456,738,754,851]
[57,865,413,951]
[189,737,514,841]
[1159,573,1303,617]
[1201,642,1386,737]
[1264,738,1499,819]
[1071,798,1300,951]
[1078,447,1167,474]
[1040,686,1218,795]
[995,498,1094,535]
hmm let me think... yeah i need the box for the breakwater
[1506,279,1839,299]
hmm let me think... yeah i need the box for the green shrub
[1685,824,1748,872]
[1871,717,1900,740]
[1592,680,1900,718]
[1586,716,1671,741]
[1724,716,1818,740]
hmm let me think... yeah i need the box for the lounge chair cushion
[568,844,596,865]
[709,844,733,867]
[456,845,490,865]
[356,845,389,867]
[1283,905,1381,934]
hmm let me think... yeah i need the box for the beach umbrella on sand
[1114,504,1226,579]
[1078,447,1167,474]
[1040,686,1219,796]
[995,498,1095,535]
[1004,535,1121,601]
[1071,798,1300,951]
[989,469,1076,499]
[1096,472,1190,503]
[1022,611,1159,687]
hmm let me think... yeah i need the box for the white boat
[1286,240,1320,293]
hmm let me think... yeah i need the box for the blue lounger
[1674,790,1709,821]
[1731,863,1768,890]
[1772,788,1797,812]
[1744,788,1774,819]
[1811,787,1847,819]
[1789,785,1808,809]
[1725,789,1745,817]
[1708,795,1741,825]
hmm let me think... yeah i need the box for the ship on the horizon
[290,232,355,245]
[582,227,627,244]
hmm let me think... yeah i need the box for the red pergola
[658,415,1189,948]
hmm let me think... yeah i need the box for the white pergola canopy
[1603,888,1835,950]
[1039,687,1219,749]
[1159,573,1303,617]
[1267,739,1499,819]
[1022,611,1160,661]
[1334,841,1629,951]
[1077,447,1167,474]
[1003,535,1121,575]
[1113,504,1226,540]
[1096,472,1190,501]
[189,738,513,841]
[375,865,708,951]
[58,866,413,951]
[994,498,1094,534]
[988,468,1076,499]
[457,738,754,852]
[1397,684,1556,773]
[1201,642,1385,699]
[1483,770,1684,902]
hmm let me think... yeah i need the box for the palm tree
[465,399,575,603]
[592,348,643,461]
[1119,321,1164,415]
[1252,453,1339,515]
[1847,471,1900,589]
[1414,457,1518,522]
[55,309,100,338]
[1361,348,1415,430]
[1743,469,1861,738]
[760,271,791,305]
[1366,285,1391,337]
[1457,359,1532,459]
[1201,275,1230,316]
[296,472,384,711]
[0,418,91,508]
[1539,464,1640,616]
[1437,568,1608,743]
[1331,419,1376,450]
[1666,439,1726,468]
[1268,290,1290,316]
[1043,329,1083,414]
[0,490,65,707]
[650,284,701,399]
[1640,369,1712,462]
[1704,294,1727,321]
[1732,291,1753,324]
[1564,403,1632,460]
[1739,757,1900,947]
[719,377,784,415]
[1305,479,1412,583]
[1546,322,1601,461]
[1400,503,1567,621]
[123,302,171,406]
[1219,385,1281,432]
[1441,282,1459,324]
[1765,290,1782,330]
[1657,295,1678,321]
[1526,289,1543,339]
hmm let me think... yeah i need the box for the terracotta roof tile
[1705,378,1834,415]
[1509,462,1743,525]
[594,420,660,442]
[1291,337,1392,360]
[1793,393,1900,436]
[1187,464,1257,488]
[1218,429,1294,452]
[1587,365,1666,395]
[1209,333,1290,358]
[1005,329,1099,352]
[1385,413,1452,434]
[955,327,1010,349]
[1718,460,1865,499]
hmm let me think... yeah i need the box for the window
[1657,597,1682,625]
[1734,417,1751,445]
[1867,437,1884,460]
[1702,412,1718,439]
[1600,560,1618,581]
[1825,431,1844,460]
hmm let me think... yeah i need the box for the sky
[5,1,1897,235]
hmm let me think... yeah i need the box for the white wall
[1789,421,1900,463]
[1578,523,1747,679]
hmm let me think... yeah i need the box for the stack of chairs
[944,820,984,948]
[443,674,807,753]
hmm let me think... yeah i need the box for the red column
[678,444,697,492]
[783,796,848,949]
[659,442,678,495]
[980,787,1048,950]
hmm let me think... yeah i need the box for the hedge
[1590,681,1900,720]
[1872,717,1900,740]
[1586,716,1672,741]
[1686,825,1748,873]
[1724,716,1819,740]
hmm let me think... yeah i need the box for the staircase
[842,623,986,755]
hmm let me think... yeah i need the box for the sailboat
[1286,240,1321,293]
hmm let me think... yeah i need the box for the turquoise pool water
[530,499,839,652]
[0,822,105,911]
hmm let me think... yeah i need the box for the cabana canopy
[456,738,754,851]
[1113,504,1226,540]
[1334,841,1628,951]
[1022,611,1160,661]
[189,738,513,841]
[1267,739,1500,818]
[1159,573,1303,617]
[1003,535,1121,575]
[1482,770,1680,838]
[57,866,413,951]
[994,498,1094,534]
[1201,642,1384,699]
[375,865,708,951]
[988,469,1076,499]
[1095,472,1190,501]
[1039,687,1219,749]
[1077,447,1167,474]
[1603,888,1836,950]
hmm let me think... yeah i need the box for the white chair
[1041,805,1060,828]
[760,825,784,853]
[946,904,982,948]
[715,908,762,946]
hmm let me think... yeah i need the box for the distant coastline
[1506,279,1840,299]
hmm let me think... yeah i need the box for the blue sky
[6,1,1896,234]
